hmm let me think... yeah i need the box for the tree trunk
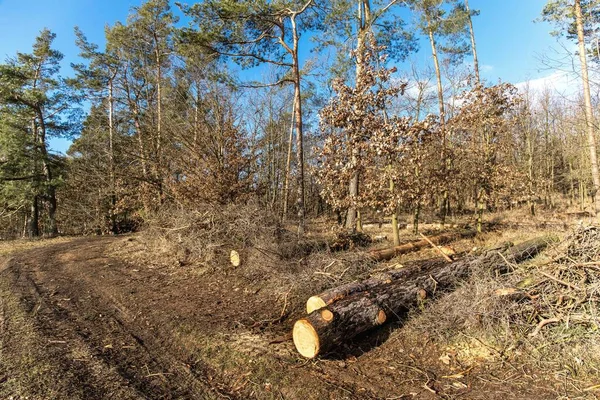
[526,112,535,216]
[47,185,58,236]
[476,186,484,233]
[282,97,296,220]
[347,169,359,231]
[391,208,400,247]
[570,161,575,206]
[294,238,550,358]
[575,0,600,216]
[413,203,420,235]
[291,15,305,236]
[368,230,476,262]
[306,258,449,313]
[36,109,58,236]
[27,195,39,238]
[154,35,164,205]
[464,0,480,84]
[427,22,449,225]
[294,295,386,359]
[346,0,373,232]
[108,77,117,234]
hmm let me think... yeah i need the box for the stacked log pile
[293,237,550,358]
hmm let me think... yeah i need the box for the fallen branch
[529,317,560,337]
[420,232,453,262]
[538,270,582,291]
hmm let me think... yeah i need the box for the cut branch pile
[293,237,550,358]
[368,230,477,262]
[517,226,600,336]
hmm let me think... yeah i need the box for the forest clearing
[3,0,600,398]
[2,209,600,399]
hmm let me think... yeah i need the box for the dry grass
[0,236,73,256]
[135,203,383,323]
[140,202,291,268]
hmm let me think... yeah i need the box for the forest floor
[1,211,599,399]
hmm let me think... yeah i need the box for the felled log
[368,230,476,262]
[306,258,448,313]
[307,243,513,313]
[294,237,550,358]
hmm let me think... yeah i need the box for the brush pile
[401,226,600,387]
[521,226,600,335]
[142,202,292,269]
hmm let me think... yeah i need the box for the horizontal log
[306,258,448,313]
[294,237,551,358]
[368,230,476,262]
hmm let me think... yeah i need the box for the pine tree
[0,29,77,236]
[542,0,600,216]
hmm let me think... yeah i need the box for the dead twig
[314,271,336,280]
[538,270,583,291]
[420,233,453,263]
[337,266,351,280]
[529,317,561,337]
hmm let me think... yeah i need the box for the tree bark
[27,195,39,238]
[108,76,117,233]
[346,0,373,232]
[274,5,310,235]
[282,97,296,220]
[154,33,165,205]
[306,258,449,313]
[294,237,550,358]
[426,20,449,225]
[291,15,305,236]
[575,0,600,216]
[464,0,480,84]
[35,109,58,236]
[368,230,476,262]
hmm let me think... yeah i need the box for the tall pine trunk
[291,14,305,235]
[465,0,480,84]
[282,97,296,220]
[108,77,117,233]
[36,110,58,236]
[575,0,600,216]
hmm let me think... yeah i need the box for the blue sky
[0,0,563,153]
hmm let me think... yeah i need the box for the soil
[0,234,595,399]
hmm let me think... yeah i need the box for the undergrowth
[402,225,600,396]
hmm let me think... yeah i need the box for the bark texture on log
[306,258,448,313]
[294,237,550,358]
[368,230,476,262]
[294,295,386,358]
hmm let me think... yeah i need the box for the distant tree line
[1,0,599,238]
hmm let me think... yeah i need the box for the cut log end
[376,309,386,325]
[321,309,334,322]
[293,319,320,359]
[306,296,326,314]
[230,250,240,267]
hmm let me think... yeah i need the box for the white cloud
[514,70,580,100]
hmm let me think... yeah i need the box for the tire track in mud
[0,237,238,400]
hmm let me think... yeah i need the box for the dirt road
[0,236,248,399]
